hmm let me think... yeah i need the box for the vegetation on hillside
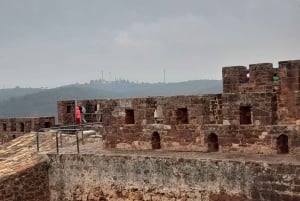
[0,87,45,102]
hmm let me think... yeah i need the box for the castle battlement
[1,60,300,201]
[0,116,55,144]
[223,59,300,93]
[55,60,300,154]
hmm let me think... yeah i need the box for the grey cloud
[0,0,299,87]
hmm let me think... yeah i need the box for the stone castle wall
[57,94,300,153]
[0,116,55,144]
[100,124,300,153]
[0,162,50,201]
[1,59,300,201]
[222,59,300,124]
[48,153,300,201]
[278,60,300,123]
[58,95,223,126]
[57,100,76,125]
[56,60,300,153]
[222,92,278,126]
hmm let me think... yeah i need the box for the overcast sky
[0,0,300,88]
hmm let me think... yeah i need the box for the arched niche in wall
[207,133,219,152]
[151,132,161,149]
[276,134,289,154]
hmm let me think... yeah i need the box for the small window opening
[3,124,6,131]
[125,109,135,124]
[11,123,16,132]
[151,132,161,149]
[20,123,25,132]
[207,133,219,152]
[12,134,16,139]
[240,106,252,124]
[67,105,71,113]
[44,122,51,128]
[276,134,289,154]
[176,108,188,124]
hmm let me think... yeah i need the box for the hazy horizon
[1,0,300,88]
[0,78,223,89]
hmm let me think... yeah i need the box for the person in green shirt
[273,73,279,82]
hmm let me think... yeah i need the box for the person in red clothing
[78,104,87,123]
[75,106,81,124]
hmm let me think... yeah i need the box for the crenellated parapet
[222,66,248,93]
[53,59,300,154]
[277,60,300,123]
[222,60,300,94]
[0,116,55,144]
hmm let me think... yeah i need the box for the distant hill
[85,79,222,97]
[0,87,45,102]
[0,85,120,118]
[0,80,222,119]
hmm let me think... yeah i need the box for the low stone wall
[0,162,50,201]
[101,124,300,154]
[0,116,55,144]
[48,153,300,201]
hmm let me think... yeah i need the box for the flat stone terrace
[1,132,300,179]
[0,131,83,177]
[48,145,300,166]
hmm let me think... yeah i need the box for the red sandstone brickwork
[57,100,76,125]
[57,59,300,154]
[222,92,277,125]
[0,162,50,201]
[223,59,300,124]
[0,116,55,144]
[278,60,300,123]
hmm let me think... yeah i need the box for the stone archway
[207,133,219,152]
[151,132,161,149]
[276,134,289,154]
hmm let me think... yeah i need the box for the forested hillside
[0,87,45,102]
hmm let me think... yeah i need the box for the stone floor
[1,131,300,180]
[0,131,103,178]
[49,144,300,165]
